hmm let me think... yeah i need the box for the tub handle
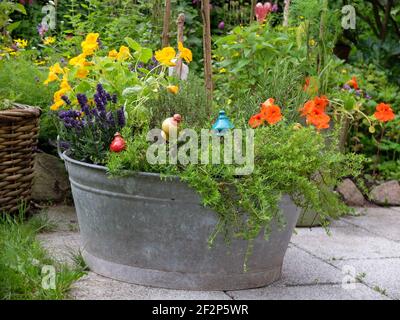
[57,135,64,160]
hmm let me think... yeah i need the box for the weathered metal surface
[62,152,301,291]
[297,210,322,227]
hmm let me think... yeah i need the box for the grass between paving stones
[0,207,86,300]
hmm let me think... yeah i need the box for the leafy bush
[0,53,57,148]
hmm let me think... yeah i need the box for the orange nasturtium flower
[260,98,283,124]
[155,47,176,66]
[249,98,283,128]
[300,96,331,130]
[167,85,179,94]
[249,113,264,128]
[374,103,395,122]
[306,108,331,130]
[346,76,359,90]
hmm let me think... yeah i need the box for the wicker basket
[0,104,41,213]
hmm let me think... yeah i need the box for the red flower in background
[374,103,395,122]
[303,76,318,95]
[346,76,359,90]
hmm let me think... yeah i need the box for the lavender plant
[57,84,125,164]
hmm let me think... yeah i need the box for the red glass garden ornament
[110,132,126,152]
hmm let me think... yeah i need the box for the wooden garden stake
[161,0,171,47]
[201,0,213,113]
[283,0,291,27]
[250,0,256,23]
[176,13,185,80]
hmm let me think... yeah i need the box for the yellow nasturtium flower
[43,72,59,85]
[177,42,192,64]
[50,100,65,111]
[53,88,69,102]
[81,33,99,56]
[43,36,56,45]
[108,49,118,59]
[167,85,179,94]
[60,78,71,91]
[76,68,89,79]
[116,46,130,61]
[49,63,64,75]
[69,53,87,67]
[14,38,28,49]
[155,47,176,66]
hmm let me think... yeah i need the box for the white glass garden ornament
[41,2,57,30]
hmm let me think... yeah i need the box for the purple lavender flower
[117,107,125,127]
[106,93,112,101]
[355,89,361,97]
[94,93,106,114]
[96,83,108,106]
[365,93,372,100]
[111,94,118,104]
[106,112,115,127]
[77,93,88,108]
[61,95,71,105]
[272,4,278,12]
[343,84,351,90]
[91,108,99,119]
[218,21,225,30]
[81,104,90,117]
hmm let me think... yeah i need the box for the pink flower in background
[218,21,225,30]
[19,0,33,5]
[255,2,273,23]
[37,23,48,37]
[272,3,278,12]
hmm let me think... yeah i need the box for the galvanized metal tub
[62,152,301,291]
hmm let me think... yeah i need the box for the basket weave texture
[0,104,41,213]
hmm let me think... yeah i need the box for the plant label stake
[169,13,189,80]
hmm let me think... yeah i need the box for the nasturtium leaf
[124,37,141,52]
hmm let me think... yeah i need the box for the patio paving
[37,205,400,300]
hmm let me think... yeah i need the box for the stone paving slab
[278,245,343,286]
[291,220,400,261]
[342,207,400,242]
[38,231,80,265]
[331,258,400,300]
[227,283,388,300]
[70,273,232,300]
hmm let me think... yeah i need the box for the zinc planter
[296,210,322,227]
[61,152,301,291]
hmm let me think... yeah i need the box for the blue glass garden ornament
[211,110,234,136]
